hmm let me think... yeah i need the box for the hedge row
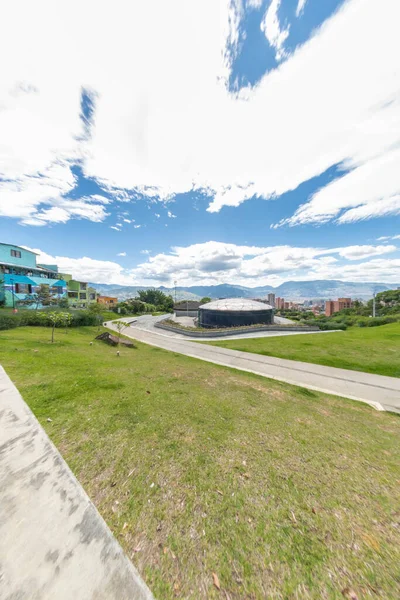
[0,310,100,331]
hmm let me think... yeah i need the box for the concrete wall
[155,320,319,337]
[0,366,154,600]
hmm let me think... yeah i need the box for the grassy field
[1,326,400,599]
[203,322,400,378]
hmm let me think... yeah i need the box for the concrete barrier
[0,366,154,600]
[154,320,320,338]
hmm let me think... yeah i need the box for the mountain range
[89,280,400,302]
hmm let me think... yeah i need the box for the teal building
[0,243,68,308]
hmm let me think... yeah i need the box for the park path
[106,320,400,413]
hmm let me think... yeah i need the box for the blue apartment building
[0,243,68,308]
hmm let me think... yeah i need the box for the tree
[62,312,72,334]
[137,289,173,310]
[200,297,211,304]
[40,311,70,343]
[113,320,129,345]
[20,284,58,311]
[57,296,69,309]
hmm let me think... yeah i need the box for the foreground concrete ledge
[0,366,154,600]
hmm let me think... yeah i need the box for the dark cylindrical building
[198,298,273,328]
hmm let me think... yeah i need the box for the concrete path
[123,314,339,341]
[107,321,400,413]
[0,366,154,600]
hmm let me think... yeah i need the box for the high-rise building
[267,293,275,307]
[325,297,352,316]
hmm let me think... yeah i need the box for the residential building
[59,274,98,309]
[267,293,275,307]
[275,297,285,310]
[325,297,352,316]
[0,243,67,309]
[97,295,118,306]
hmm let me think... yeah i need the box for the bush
[0,314,21,330]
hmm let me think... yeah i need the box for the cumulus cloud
[24,247,128,284]
[0,0,398,227]
[23,241,400,286]
[117,252,127,256]
[129,240,400,286]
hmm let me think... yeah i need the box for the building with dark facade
[198,298,273,328]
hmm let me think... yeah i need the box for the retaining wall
[155,320,320,338]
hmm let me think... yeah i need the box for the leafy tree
[40,311,70,343]
[200,297,211,304]
[137,289,173,310]
[19,284,58,311]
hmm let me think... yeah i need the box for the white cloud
[110,226,121,231]
[377,234,400,241]
[155,214,161,218]
[261,0,290,61]
[23,241,400,286]
[129,240,400,286]
[335,245,397,260]
[274,150,400,227]
[24,247,128,284]
[133,224,142,228]
[123,218,131,223]
[296,0,307,18]
[167,211,177,218]
[0,0,399,227]
[117,252,127,256]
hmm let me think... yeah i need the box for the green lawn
[1,326,400,599]
[203,322,400,378]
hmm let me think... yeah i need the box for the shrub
[0,314,21,330]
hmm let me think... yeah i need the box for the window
[15,283,32,294]
[79,293,87,300]
[109,299,114,304]
[80,283,87,290]
[50,287,59,294]
[10,249,22,258]
[89,293,96,300]
[68,292,78,298]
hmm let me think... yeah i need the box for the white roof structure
[199,298,273,311]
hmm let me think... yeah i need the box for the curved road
[106,317,400,414]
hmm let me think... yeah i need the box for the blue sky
[0,0,399,287]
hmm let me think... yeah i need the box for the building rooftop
[0,242,38,255]
[199,298,273,311]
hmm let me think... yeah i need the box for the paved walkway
[107,320,400,413]
[0,366,154,600]
[123,314,339,341]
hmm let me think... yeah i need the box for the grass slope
[203,322,400,378]
[1,326,400,599]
